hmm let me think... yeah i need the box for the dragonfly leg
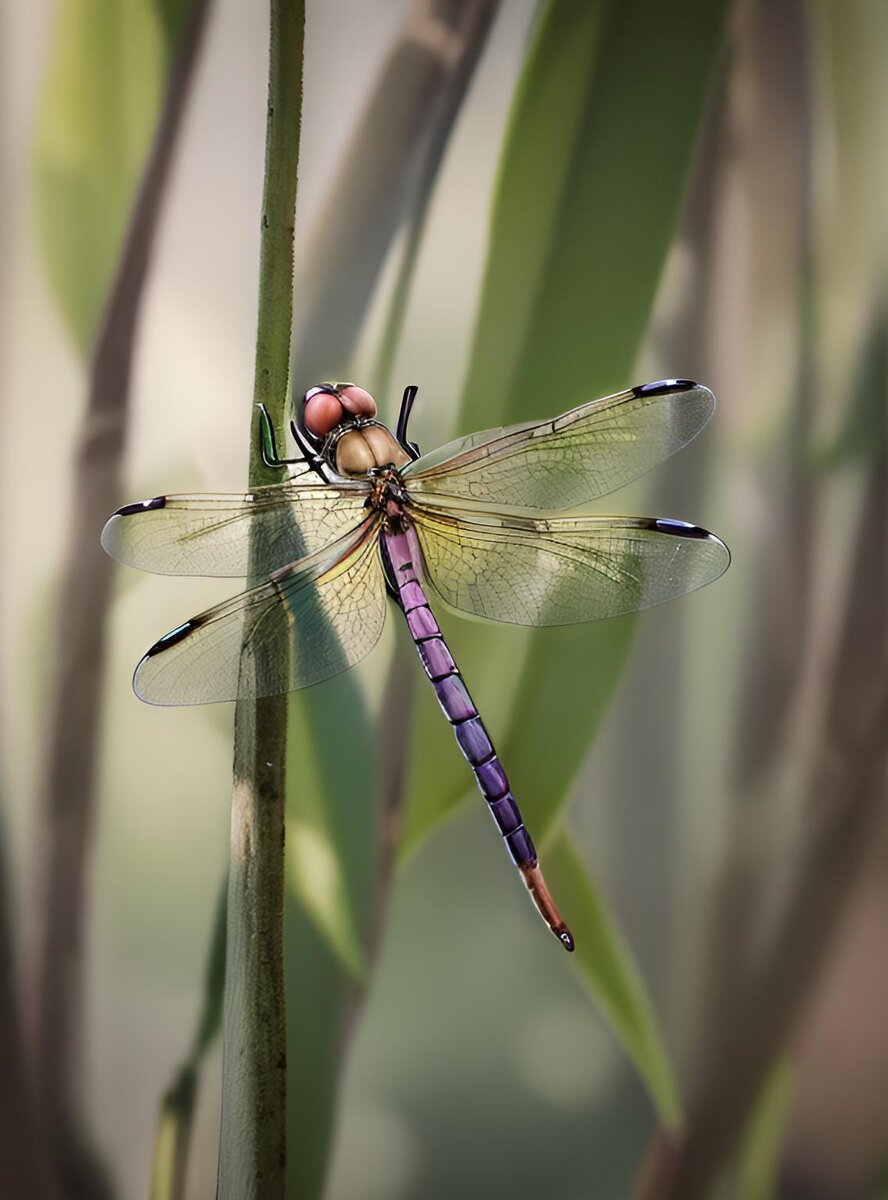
[257,402,315,470]
[258,402,295,466]
[395,385,421,460]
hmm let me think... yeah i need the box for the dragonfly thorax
[366,464,410,529]
[333,421,411,478]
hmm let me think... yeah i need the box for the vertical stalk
[150,878,226,1200]
[217,3,304,1197]
[290,0,500,388]
[0,819,57,1200]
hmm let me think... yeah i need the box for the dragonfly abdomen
[430,675,536,869]
[382,525,574,951]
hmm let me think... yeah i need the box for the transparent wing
[403,380,714,510]
[134,516,386,705]
[409,501,730,626]
[102,480,371,577]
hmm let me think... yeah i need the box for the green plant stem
[216,3,304,1197]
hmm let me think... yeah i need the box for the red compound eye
[303,391,343,437]
[338,385,377,417]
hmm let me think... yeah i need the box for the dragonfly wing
[134,516,386,704]
[409,502,730,626]
[102,481,371,577]
[403,380,714,509]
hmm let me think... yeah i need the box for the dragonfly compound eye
[303,390,344,437]
[338,385,377,418]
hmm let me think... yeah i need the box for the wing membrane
[134,516,385,704]
[102,480,370,577]
[403,381,714,510]
[409,502,730,626]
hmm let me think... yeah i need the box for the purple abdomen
[383,525,537,870]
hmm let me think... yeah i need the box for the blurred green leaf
[402,0,729,859]
[284,894,358,1200]
[818,302,887,470]
[152,0,196,47]
[546,830,681,1128]
[285,679,377,983]
[509,616,637,840]
[33,0,191,351]
[869,1159,888,1199]
[397,0,727,1131]
[736,1060,793,1200]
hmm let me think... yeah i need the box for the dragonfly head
[299,383,377,445]
[296,383,411,478]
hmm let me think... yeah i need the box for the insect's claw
[257,403,280,467]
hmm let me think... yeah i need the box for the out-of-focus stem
[667,456,886,1199]
[28,2,212,1190]
[370,1,500,399]
[0,818,57,1200]
[651,6,819,1193]
[291,0,500,392]
[150,876,226,1200]
[216,3,304,1197]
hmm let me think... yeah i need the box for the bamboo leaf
[818,301,887,469]
[398,0,727,1133]
[736,1061,793,1200]
[402,0,730,860]
[285,681,377,983]
[32,0,175,351]
[152,0,197,46]
[284,896,357,1200]
[546,830,681,1128]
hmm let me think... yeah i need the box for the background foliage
[1,2,885,1198]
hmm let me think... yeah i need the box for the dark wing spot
[145,618,203,656]
[115,496,167,516]
[632,379,697,398]
[647,518,712,540]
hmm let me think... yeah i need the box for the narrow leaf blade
[402,0,730,893]
[546,829,681,1128]
[33,0,170,350]
[736,1061,794,1200]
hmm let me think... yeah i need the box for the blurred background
[1,2,885,1198]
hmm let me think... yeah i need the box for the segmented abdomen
[382,525,536,869]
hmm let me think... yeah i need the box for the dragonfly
[102,379,730,952]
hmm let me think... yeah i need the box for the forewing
[134,516,386,704]
[404,381,714,509]
[102,480,371,577]
[409,502,730,626]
